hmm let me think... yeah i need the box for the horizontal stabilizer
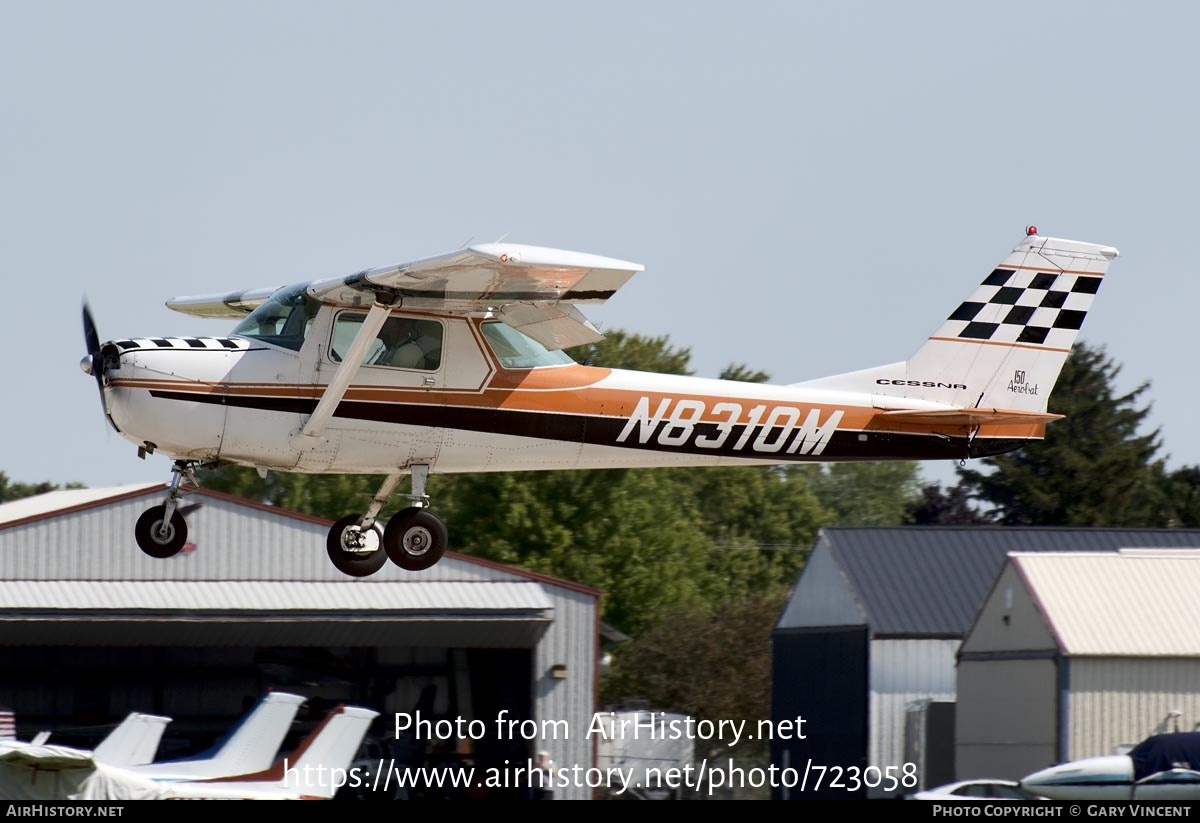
[878,408,1064,426]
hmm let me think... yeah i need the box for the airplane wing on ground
[166,242,644,350]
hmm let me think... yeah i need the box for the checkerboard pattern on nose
[938,267,1103,349]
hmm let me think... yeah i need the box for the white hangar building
[958,550,1200,782]
[0,483,599,799]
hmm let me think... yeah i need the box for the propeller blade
[83,301,101,356]
[80,299,118,432]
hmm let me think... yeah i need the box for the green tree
[600,589,788,797]
[907,481,994,525]
[567,330,692,375]
[803,461,924,525]
[1157,465,1200,527]
[718,363,771,383]
[958,343,1168,525]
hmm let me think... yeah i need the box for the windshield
[231,284,320,351]
[481,322,574,369]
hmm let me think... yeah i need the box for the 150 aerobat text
[616,396,845,456]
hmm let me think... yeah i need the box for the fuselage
[1022,755,1200,801]
[99,306,1043,476]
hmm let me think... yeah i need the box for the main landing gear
[133,461,448,577]
[134,460,196,559]
[325,465,448,577]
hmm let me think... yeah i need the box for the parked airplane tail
[129,690,306,779]
[199,704,379,799]
[91,712,172,767]
[796,228,1119,416]
[275,705,378,798]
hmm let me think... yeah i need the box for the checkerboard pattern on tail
[941,266,1102,349]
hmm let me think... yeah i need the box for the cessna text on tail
[79,228,1118,576]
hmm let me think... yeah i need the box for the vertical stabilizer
[127,690,306,779]
[901,230,1118,412]
[196,704,380,799]
[92,712,172,767]
[799,230,1119,413]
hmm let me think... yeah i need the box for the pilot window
[331,313,443,371]
[481,322,574,369]
[231,284,320,352]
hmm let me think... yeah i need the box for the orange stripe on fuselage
[112,370,1049,441]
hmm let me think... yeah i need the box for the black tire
[134,505,188,559]
[384,508,448,571]
[326,514,387,577]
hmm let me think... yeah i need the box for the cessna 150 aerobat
[80,228,1118,577]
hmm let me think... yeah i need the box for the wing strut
[298,299,394,440]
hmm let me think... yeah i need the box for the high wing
[164,286,281,319]
[166,242,644,350]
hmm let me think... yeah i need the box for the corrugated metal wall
[533,586,596,800]
[869,638,958,794]
[1067,658,1200,760]
[0,489,543,583]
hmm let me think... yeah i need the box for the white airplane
[0,704,377,800]
[80,227,1118,576]
[160,704,380,800]
[122,690,305,781]
[0,711,170,767]
[1021,732,1200,801]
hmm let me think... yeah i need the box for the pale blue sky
[3,2,1195,490]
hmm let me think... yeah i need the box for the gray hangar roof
[0,483,598,647]
[776,526,1200,639]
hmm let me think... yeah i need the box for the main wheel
[134,505,188,559]
[384,508,448,571]
[326,514,387,577]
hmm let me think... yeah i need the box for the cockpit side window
[331,312,443,371]
[232,284,319,352]
[481,322,574,369]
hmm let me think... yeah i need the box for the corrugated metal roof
[0,580,553,614]
[780,527,1200,636]
[1013,550,1200,656]
[0,483,160,526]
[0,484,600,596]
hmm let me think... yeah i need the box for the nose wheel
[134,504,188,558]
[134,460,197,559]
